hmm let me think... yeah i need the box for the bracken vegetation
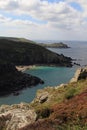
[22,79,87,130]
[0,73,87,130]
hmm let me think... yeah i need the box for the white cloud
[0,13,38,29]
[0,0,87,40]
[0,14,11,23]
[0,0,85,29]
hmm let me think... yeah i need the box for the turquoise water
[25,66,77,87]
[0,66,76,105]
[0,41,87,105]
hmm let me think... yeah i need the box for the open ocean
[0,41,87,105]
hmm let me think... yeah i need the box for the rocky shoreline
[0,64,44,96]
[70,66,87,83]
[0,66,87,130]
[0,38,72,67]
[16,65,37,72]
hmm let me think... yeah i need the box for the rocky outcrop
[19,90,87,130]
[37,92,49,103]
[70,68,82,83]
[0,103,37,130]
[31,90,51,105]
[70,66,87,83]
[0,63,44,96]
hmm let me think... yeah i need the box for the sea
[0,40,87,105]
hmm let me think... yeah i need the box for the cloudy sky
[0,0,87,41]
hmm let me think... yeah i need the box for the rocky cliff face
[0,103,37,130]
[70,66,87,83]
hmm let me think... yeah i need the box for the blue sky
[69,2,83,11]
[0,0,87,41]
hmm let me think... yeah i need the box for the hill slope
[38,42,69,48]
[0,68,87,130]
[0,63,44,96]
[0,37,72,66]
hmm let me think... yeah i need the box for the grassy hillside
[0,37,72,66]
[0,68,87,130]
[27,79,87,130]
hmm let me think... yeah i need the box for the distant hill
[38,42,70,48]
[0,37,72,67]
[0,37,36,43]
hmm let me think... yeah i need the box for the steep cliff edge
[0,37,72,67]
[0,64,44,96]
[0,103,37,130]
[0,37,72,96]
[0,67,87,130]
[70,66,87,83]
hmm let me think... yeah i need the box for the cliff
[0,103,37,130]
[0,37,73,96]
[70,66,87,83]
[0,63,44,96]
[0,37,72,67]
[0,67,87,130]
[0,37,72,96]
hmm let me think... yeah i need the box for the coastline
[0,64,44,97]
[16,65,37,72]
[0,66,87,130]
[16,63,73,72]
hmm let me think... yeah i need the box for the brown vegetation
[19,89,87,130]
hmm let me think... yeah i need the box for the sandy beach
[16,65,36,72]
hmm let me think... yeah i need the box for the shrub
[36,107,53,119]
[65,88,76,99]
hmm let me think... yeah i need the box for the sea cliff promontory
[0,37,72,96]
[0,37,72,67]
[38,42,70,48]
[0,63,44,96]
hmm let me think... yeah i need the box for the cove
[0,66,77,105]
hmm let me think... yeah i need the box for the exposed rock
[55,83,67,89]
[0,67,87,130]
[19,90,87,130]
[0,103,37,130]
[70,67,87,83]
[70,68,82,83]
[78,67,87,80]
[31,91,50,105]
[38,92,49,103]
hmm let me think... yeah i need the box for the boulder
[37,92,49,103]
[0,103,37,130]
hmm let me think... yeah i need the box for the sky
[0,0,87,41]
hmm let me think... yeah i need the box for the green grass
[31,79,87,108]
